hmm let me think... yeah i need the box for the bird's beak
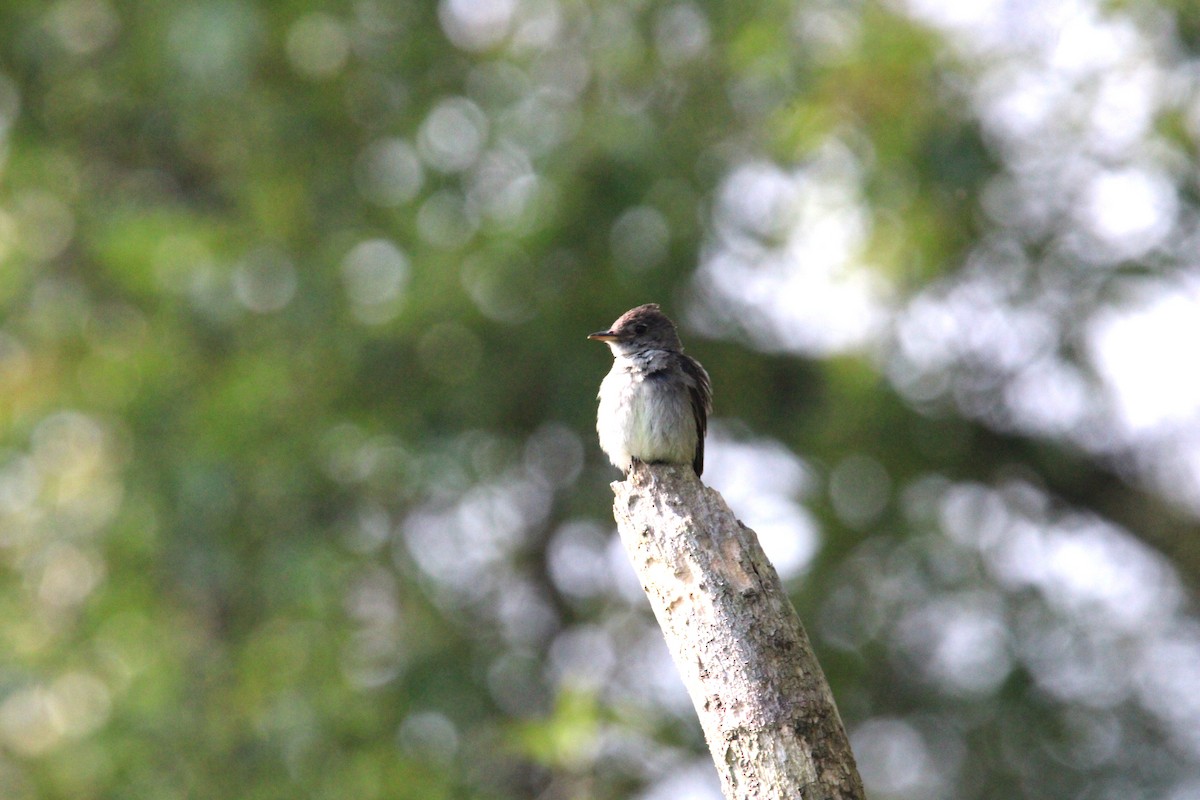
[587,329,618,342]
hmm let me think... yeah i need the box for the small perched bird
[588,304,712,476]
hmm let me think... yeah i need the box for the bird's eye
[634,323,648,335]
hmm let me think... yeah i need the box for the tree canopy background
[2,0,1200,798]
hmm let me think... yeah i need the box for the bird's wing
[680,354,712,476]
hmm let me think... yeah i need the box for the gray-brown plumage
[587,304,712,476]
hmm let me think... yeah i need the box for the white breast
[595,355,697,472]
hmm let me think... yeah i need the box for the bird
[588,303,712,477]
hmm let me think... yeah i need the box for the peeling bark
[611,463,865,800]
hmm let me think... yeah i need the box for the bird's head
[588,303,683,356]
